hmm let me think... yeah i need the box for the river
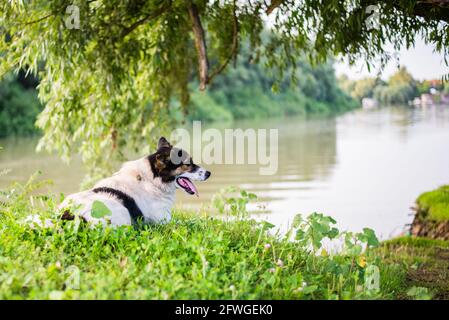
[1,106,449,239]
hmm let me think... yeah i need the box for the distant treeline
[186,56,358,122]
[339,67,449,105]
[0,72,41,138]
[0,58,357,138]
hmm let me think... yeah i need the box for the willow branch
[24,13,54,25]
[188,1,209,91]
[207,1,239,85]
[122,1,172,37]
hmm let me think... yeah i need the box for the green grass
[373,236,449,299]
[383,236,449,249]
[0,176,445,300]
[417,186,449,222]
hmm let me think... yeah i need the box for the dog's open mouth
[176,177,198,196]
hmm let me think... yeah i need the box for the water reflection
[175,116,337,211]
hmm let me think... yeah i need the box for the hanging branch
[186,0,287,90]
[187,1,209,91]
[122,1,172,37]
[207,0,239,84]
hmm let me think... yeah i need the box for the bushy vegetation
[416,186,449,222]
[0,175,419,300]
[373,68,419,105]
[0,74,41,137]
[340,66,449,106]
[0,57,356,139]
[339,67,419,105]
[379,236,449,299]
[186,56,357,122]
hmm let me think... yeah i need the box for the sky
[335,38,449,81]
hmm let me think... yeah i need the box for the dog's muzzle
[175,167,211,196]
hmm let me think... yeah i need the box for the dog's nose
[205,171,211,180]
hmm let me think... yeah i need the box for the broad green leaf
[362,228,380,247]
[91,200,112,219]
[302,285,318,294]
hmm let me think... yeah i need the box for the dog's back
[59,157,174,226]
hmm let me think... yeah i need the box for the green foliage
[91,200,112,219]
[377,236,449,299]
[416,186,449,222]
[341,67,419,104]
[294,213,339,250]
[187,56,357,121]
[339,76,379,101]
[212,186,257,219]
[187,90,233,122]
[1,1,448,174]
[0,176,408,299]
[373,67,418,104]
[383,236,449,249]
[417,81,433,95]
[0,53,356,139]
[407,286,432,300]
[0,74,41,137]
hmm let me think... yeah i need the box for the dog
[59,137,211,226]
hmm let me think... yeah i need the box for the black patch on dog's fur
[61,209,75,220]
[92,187,144,224]
[60,209,88,222]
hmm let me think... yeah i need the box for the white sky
[335,38,449,81]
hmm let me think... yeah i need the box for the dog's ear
[158,137,171,150]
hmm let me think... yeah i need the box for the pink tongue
[180,177,198,196]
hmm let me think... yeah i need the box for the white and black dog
[59,137,211,226]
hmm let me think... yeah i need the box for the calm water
[1,106,449,239]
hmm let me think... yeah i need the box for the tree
[373,67,418,104]
[352,77,378,101]
[0,75,41,137]
[388,66,416,87]
[1,0,448,177]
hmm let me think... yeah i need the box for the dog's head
[148,137,211,196]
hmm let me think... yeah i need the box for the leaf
[328,227,339,239]
[91,200,112,218]
[302,285,318,294]
[406,286,432,300]
[348,244,363,256]
[247,193,257,200]
[261,221,275,231]
[312,237,323,249]
[362,228,379,247]
[295,229,305,241]
[327,216,337,224]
